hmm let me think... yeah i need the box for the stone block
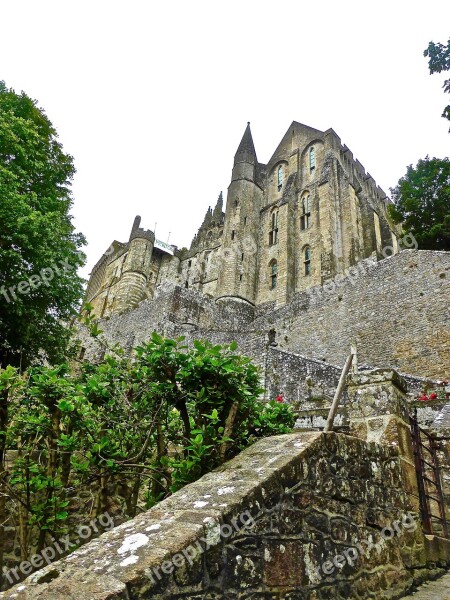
[263,539,304,587]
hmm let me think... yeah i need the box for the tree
[424,39,450,129]
[388,156,450,251]
[0,81,86,368]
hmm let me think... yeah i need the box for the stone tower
[113,217,155,313]
[216,123,264,305]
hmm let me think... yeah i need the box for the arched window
[277,165,283,191]
[270,260,278,289]
[309,147,316,173]
[304,246,311,276]
[300,194,311,230]
[269,211,279,245]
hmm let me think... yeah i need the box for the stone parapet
[3,431,448,599]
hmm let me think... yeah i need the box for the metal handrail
[410,410,449,538]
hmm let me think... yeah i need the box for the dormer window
[309,147,316,173]
[300,194,311,230]
[269,211,279,246]
[277,165,283,191]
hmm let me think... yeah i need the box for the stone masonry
[2,430,448,599]
[78,248,450,383]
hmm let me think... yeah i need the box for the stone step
[400,571,450,599]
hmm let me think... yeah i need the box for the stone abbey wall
[79,249,450,383]
[3,430,447,599]
[254,249,450,380]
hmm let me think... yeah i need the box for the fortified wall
[78,248,450,384]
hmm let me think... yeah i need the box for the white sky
[1,1,449,279]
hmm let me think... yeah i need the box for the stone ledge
[347,369,408,393]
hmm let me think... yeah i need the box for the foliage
[424,39,450,128]
[249,399,296,438]
[0,329,294,582]
[388,156,450,250]
[0,81,86,368]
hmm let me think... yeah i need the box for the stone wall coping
[347,368,408,393]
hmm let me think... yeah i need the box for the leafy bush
[0,329,294,581]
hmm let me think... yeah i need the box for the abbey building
[85,121,401,317]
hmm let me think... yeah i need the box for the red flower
[275,394,284,403]
[429,392,437,400]
[419,394,429,401]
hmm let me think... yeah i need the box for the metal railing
[410,409,449,538]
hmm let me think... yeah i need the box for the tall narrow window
[269,211,279,245]
[231,230,235,240]
[300,194,311,230]
[304,246,311,276]
[270,260,278,289]
[309,147,316,173]
[277,165,283,191]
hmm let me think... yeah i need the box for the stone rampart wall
[253,249,449,380]
[78,250,449,381]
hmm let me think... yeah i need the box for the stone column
[347,369,419,511]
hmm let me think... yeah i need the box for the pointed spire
[212,191,223,221]
[234,122,257,165]
[201,206,213,229]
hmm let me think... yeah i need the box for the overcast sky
[1,1,449,278]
